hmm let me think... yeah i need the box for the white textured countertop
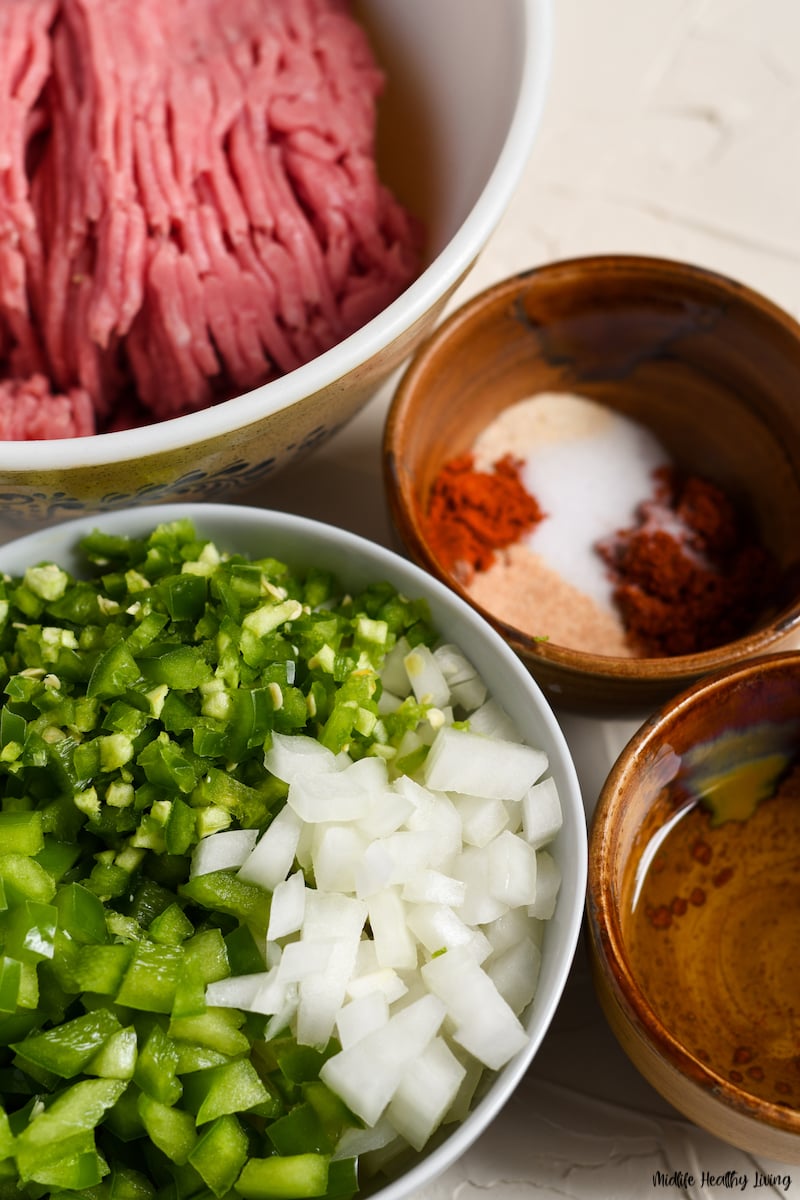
[249,2,800,1196]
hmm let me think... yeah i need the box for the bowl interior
[385,256,800,707]
[0,501,587,1199]
[357,0,542,260]
[589,651,800,1146]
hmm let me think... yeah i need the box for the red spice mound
[598,467,779,657]
[425,453,544,582]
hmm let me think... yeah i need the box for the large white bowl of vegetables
[0,503,586,1200]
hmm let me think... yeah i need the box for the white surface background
[255,2,800,1196]
[5,2,797,1196]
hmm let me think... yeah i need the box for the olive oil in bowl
[622,744,800,1108]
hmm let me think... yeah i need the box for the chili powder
[598,467,779,657]
[424,452,544,582]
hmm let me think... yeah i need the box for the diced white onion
[267,869,307,941]
[432,644,487,713]
[319,994,446,1126]
[466,697,523,742]
[346,967,408,1005]
[237,805,302,889]
[522,776,564,849]
[367,888,417,971]
[453,1010,529,1071]
[262,981,299,1035]
[403,644,451,708]
[264,731,343,783]
[410,902,491,964]
[354,841,395,899]
[288,776,367,824]
[205,972,266,1011]
[528,849,562,920]
[355,789,414,841]
[385,1036,466,1151]
[332,1117,398,1162]
[397,778,462,863]
[483,907,543,958]
[485,936,542,1016]
[453,792,510,848]
[336,990,389,1050]
[201,639,566,1162]
[423,726,548,802]
[400,869,466,907]
[405,903,491,963]
[443,1054,484,1126]
[296,893,367,1048]
[421,948,528,1070]
[190,828,259,877]
[450,845,510,925]
[277,939,337,984]
[376,689,404,715]
[379,637,414,698]
[312,824,368,893]
[487,830,538,908]
[365,830,444,888]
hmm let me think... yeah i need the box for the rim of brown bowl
[382,254,800,713]
[586,650,800,1155]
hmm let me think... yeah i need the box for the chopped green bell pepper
[182,1058,270,1125]
[236,1153,330,1200]
[0,518,448,1199]
[188,1113,248,1197]
[11,1008,122,1078]
[0,812,43,857]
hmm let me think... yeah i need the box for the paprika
[424,452,544,582]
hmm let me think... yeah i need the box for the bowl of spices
[383,255,800,714]
[587,650,800,1161]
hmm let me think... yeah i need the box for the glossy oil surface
[622,756,800,1107]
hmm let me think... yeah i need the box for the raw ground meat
[0,0,422,440]
[0,375,94,440]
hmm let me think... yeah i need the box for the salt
[475,393,670,612]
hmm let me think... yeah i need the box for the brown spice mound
[598,467,779,657]
[424,453,544,582]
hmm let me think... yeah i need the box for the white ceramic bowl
[0,501,586,1199]
[0,0,552,522]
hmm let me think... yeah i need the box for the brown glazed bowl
[382,255,800,715]
[587,651,800,1161]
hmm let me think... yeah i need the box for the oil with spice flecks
[622,747,800,1107]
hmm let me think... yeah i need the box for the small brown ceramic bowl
[587,650,800,1161]
[382,255,800,715]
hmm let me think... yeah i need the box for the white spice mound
[473,391,613,466]
[468,392,672,656]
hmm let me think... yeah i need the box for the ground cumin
[424,452,544,582]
